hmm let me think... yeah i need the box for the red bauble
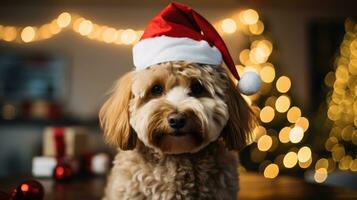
[53,163,74,181]
[11,180,44,200]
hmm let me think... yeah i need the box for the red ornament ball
[11,180,44,200]
[53,163,74,181]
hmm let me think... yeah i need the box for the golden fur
[100,61,256,199]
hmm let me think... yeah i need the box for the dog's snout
[168,113,186,129]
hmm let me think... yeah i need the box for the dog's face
[100,62,255,154]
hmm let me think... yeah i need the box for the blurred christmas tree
[319,19,357,182]
[216,9,313,179]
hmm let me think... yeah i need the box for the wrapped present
[32,157,57,177]
[42,127,89,158]
[32,156,80,178]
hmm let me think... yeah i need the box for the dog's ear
[222,76,256,151]
[99,71,136,150]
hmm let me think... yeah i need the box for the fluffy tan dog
[99,61,255,200]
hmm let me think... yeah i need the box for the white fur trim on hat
[133,35,222,70]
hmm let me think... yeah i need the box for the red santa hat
[133,2,261,95]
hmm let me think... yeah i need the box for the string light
[283,152,298,168]
[279,127,291,143]
[57,12,72,28]
[260,106,275,123]
[260,64,275,83]
[275,95,291,113]
[21,26,36,43]
[289,126,304,143]
[287,106,301,123]
[314,168,328,183]
[240,9,259,25]
[264,163,279,179]
[221,18,237,34]
[297,146,312,163]
[257,135,273,151]
[276,76,291,93]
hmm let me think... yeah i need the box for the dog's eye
[151,84,163,95]
[190,82,204,96]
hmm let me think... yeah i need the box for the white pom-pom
[238,71,262,95]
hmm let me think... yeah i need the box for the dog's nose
[168,113,186,129]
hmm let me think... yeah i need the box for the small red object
[53,162,74,181]
[10,180,44,200]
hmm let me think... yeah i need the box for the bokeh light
[257,135,273,151]
[276,76,291,93]
[283,152,298,168]
[57,12,72,28]
[221,18,237,34]
[260,106,275,123]
[289,126,304,143]
[287,106,302,123]
[275,95,291,113]
[297,146,312,163]
[21,26,36,43]
[264,164,279,179]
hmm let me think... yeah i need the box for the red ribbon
[53,127,65,160]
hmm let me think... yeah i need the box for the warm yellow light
[249,20,264,35]
[276,76,291,93]
[283,152,298,168]
[289,126,304,143]
[350,159,357,172]
[221,18,237,34]
[314,168,328,183]
[295,117,309,131]
[253,125,266,142]
[102,27,117,43]
[250,47,268,64]
[259,106,275,123]
[297,146,311,163]
[3,26,17,41]
[78,20,93,36]
[57,12,71,28]
[49,20,61,34]
[287,107,301,123]
[239,49,250,65]
[275,95,290,113]
[121,29,137,45]
[260,65,275,83]
[257,135,272,151]
[298,157,312,168]
[339,155,352,170]
[21,26,36,43]
[341,125,353,141]
[264,164,279,179]
[241,9,259,25]
[38,24,52,40]
[279,127,291,143]
[332,146,345,161]
[315,158,329,170]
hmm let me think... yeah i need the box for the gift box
[32,156,80,178]
[32,157,57,177]
[42,127,89,158]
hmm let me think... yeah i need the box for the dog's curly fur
[100,62,255,200]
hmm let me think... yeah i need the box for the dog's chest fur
[104,142,239,200]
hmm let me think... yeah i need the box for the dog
[99,61,256,199]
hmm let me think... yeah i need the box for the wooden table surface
[1,173,356,200]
